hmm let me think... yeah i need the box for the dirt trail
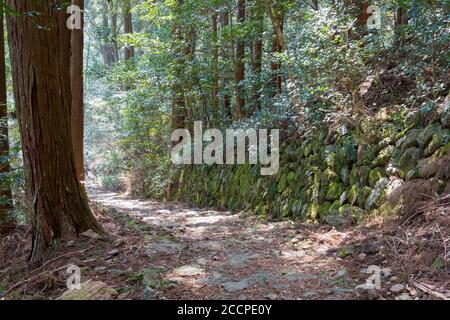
[88,186,386,300]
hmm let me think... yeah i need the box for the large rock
[325,182,345,201]
[57,280,117,300]
[221,279,250,293]
[401,129,420,150]
[417,123,442,148]
[369,167,386,187]
[366,178,389,211]
[357,144,379,165]
[424,130,450,156]
[358,186,372,208]
[398,147,423,179]
[373,145,395,167]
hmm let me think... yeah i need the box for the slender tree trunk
[6,0,104,262]
[271,11,283,96]
[251,0,263,113]
[395,6,408,46]
[211,10,219,124]
[101,1,113,65]
[263,0,301,111]
[220,10,232,118]
[171,1,186,130]
[123,0,135,61]
[71,0,85,182]
[0,12,12,223]
[234,0,245,118]
[110,7,119,62]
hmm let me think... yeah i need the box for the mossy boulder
[359,119,380,144]
[324,145,337,168]
[417,123,443,148]
[329,200,341,214]
[379,122,399,142]
[339,205,364,220]
[401,129,420,150]
[424,130,450,157]
[340,167,350,185]
[349,167,359,185]
[358,186,372,208]
[404,110,421,128]
[325,182,345,201]
[369,167,386,187]
[319,201,332,219]
[309,201,320,220]
[373,145,395,167]
[398,147,423,179]
[366,178,389,211]
[347,184,359,205]
[358,166,371,186]
[321,169,338,185]
[339,190,348,205]
[357,144,379,165]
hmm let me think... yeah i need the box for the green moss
[319,202,332,220]
[373,145,395,167]
[369,167,386,187]
[325,182,345,201]
[348,184,359,205]
[357,186,372,208]
[398,147,423,179]
[417,123,443,148]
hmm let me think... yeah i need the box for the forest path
[88,186,377,300]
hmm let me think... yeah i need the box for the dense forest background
[0,0,449,300]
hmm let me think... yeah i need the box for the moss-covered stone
[398,147,423,179]
[358,186,372,208]
[336,139,357,168]
[339,205,364,219]
[417,123,443,148]
[369,167,386,187]
[349,166,359,185]
[321,169,338,185]
[358,166,371,186]
[366,178,389,211]
[309,201,320,220]
[319,201,332,219]
[401,129,420,150]
[357,144,379,165]
[339,190,348,205]
[359,119,381,144]
[340,167,350,185]
[347,184,359,205]
[424,131,450,157]
[404,110,421,128]
[325,182,345,201]
[329,200,341,214]
[373,145,395,167]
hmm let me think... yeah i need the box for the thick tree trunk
[123,0,135,61]
[234,0,245,118]
[0,12,12,223]
[71,0,85,182]
[6,0,104,262]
